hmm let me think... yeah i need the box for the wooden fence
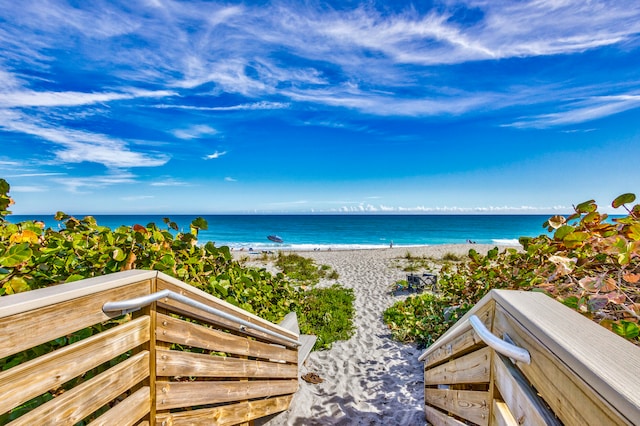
[419,290,640,426]
[0,270,301,426]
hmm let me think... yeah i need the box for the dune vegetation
[384,194,640,348]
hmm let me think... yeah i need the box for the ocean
[8,214,554,250]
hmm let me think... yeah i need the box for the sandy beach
[238,244,500,425]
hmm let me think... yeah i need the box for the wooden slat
[90,386,150,426]
[157,313,297,364]
[424,404,469,426]
[425,346,491,385]
[0,281,150,359]
[156,379,298,410]
[425,388,490,426]
[491,401,518,426]
[493,306,629,425]
[422,300,494,368]
[157,277,297,347]
[0,316,150,415]
[9,351,150,426]
[0,270,156,319]
[156,348,298,378]
[493,290,640,426]
[156,394,293,426]
[492,353,560,425]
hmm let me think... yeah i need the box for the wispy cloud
[506,93,640,128]
[10,185,47,193]
[331,204,570,213]
[0,110,169,168]
[155,101,290,111]
[0,89,174,108]
[150,178,188,187]
[224,176,237,182]
[205,150,227,160]
[172,124,218,140]
[53,173,137,193]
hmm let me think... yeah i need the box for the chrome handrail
[103,289,300,347]
[469,315,530,364]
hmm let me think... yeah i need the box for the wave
[491,238,521,246]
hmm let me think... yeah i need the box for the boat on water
[267,235,284,243]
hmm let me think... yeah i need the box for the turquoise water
[9,214,553,249]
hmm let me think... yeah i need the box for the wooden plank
[9,351,150,426]
[491,401,518,426]
[424,404,469,426]
[0,316,150,415]
[156,379,298,410]
[493,290,640,426]
[0,281,150,359]
[492,353,560,425]
[157,277,297,346]
[425,346,491,385]
[157,313,297,364]
[0,270,156,319]
[425,388,490,426]
[90,386,150,426]
[493,307,627,426]
[156,348,298,378]
[278,311,300,335]
[421,300,494,368]
[297,334,317,366]
[155,394,293,426]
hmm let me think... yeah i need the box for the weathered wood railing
[0,270,301,425]
[419,290,640,426]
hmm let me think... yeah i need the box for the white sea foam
[492,238,521,246]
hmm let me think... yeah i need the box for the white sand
[242,244,500,425]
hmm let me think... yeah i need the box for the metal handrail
[469,315,530,364]
[103,289,301,347]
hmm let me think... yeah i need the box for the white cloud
[224,176,237,182]
[0,109,169,168]
[155,101,290,111]
[53,173,137,193]
[172,124,218,140]
[150,178,188,187]
[0,89,175,108]
[10,185,47,192]
[507,93,640,128]
[205,150,227,160]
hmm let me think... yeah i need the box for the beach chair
[406,273,438,292]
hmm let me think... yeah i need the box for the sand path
[248,245,495,425]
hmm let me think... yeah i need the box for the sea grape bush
[0,179,299,322]
[384,193,640,347]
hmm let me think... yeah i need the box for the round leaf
[1,243,33,267]
[612,193,636,208]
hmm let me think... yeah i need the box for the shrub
[297,285,355,350]
[384,193,640,347]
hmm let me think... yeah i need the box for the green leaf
[0,178,9,194]
[611,321,639,340]
[563,231,589,248]
[612,193,636,209]
[0,243,33,267]
[554,225,575,240]
[575,200,597,213]
[191,217,208,230]
[112,248,126,261]
[65,274,86,283]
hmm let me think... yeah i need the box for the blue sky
[1,0,639,214]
